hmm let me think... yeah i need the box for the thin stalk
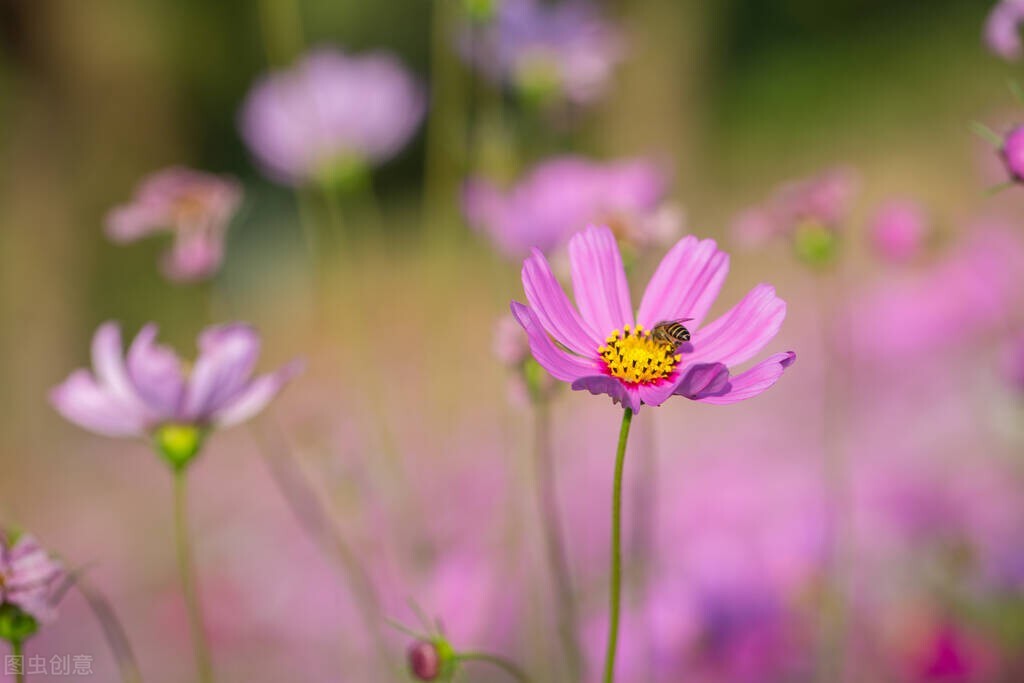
[76,578,144,683]
[173,468,213,683]
[12,641,23,683]
[457,651,532,682]
[257,0,304,67]
[602,408,634,683]
[531,395,581,681]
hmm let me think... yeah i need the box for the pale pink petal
[672,362,731,400]
[568,226,633,335]
[49,370,147,437]
[522,249,602,355]
[636,236,729,330]
[511,302,603,382]
[212,360,304,428]
[92,322,147,412]
[184,324,261,421]
[686,285,786,367]
[637,377,681,407]
[695,352,796,405]
[127,324,186,418]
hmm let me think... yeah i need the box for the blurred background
[3,0,1024,681]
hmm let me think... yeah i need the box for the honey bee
[650,318,692,351]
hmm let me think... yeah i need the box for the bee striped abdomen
[651,320,691,351]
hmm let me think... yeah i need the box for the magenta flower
[0,534,65,624]
[240,47,426,186]
[106,167,241,283]
[511,225,794,412]
[50,322,301,465]
[985,0,1024,60]
[463,0,625,105]
[869,200,929,263]
[464,156,678,258]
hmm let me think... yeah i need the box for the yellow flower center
[599,325,681,385]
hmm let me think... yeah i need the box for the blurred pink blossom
[868,199,930,263]
[462,0,625,105]
[240,48,425,186]
[464,156,679,258]
[0,533,65,624]
[985,0,1024,60]
[106,167,241,283]
[732,167,859,247]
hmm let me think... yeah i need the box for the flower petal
[568,226,634,334]
[686,285,787,367]
[694,352,796,405]
[212,359,304,428]
[50,370,147,437]
[92,322,147,412]
[636,235,729,330]
[637,377,681,407]
[571,375,641,412]
[183,324,261,421]
[127,324,186,418]
[673,362,731,400]
[511,302,602,382]
[522,249,601,355]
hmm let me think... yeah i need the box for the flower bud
[408,639,457,681]
[869,200,928,263]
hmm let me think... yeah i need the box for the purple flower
[50,323,301,463]
[464,156,678,258]
[106,167,241,283]
[732,166,859,247]
[1000,125,1024,181]
[463,0,625,105]
[869,200,929,263]
[239,48,426,186]
[511,225,795,412]
[985,0,1024,60]
[0,534,65,624]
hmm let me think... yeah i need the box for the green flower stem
[12,640,24,683]
[602,408,634,683]
[173,468,214,683]
[457,651,532,682]
[531,394,582,680]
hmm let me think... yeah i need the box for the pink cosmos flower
[511,225,795,412]
[869,199,929,263]
[1000,125,1024,182]
[0,534,65,623]
[464,156,679,258]
[985,0,1024,61]
[732,167,859,247]
[50,322,301,442]
[240,47,426,186]
[106,167,241,283]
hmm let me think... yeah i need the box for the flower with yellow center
[511,225,795,412]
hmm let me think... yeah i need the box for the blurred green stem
[258,0,303,66]
[424,0,468,245]
[603,408,634,683]
[77,578,145,683]
[457,651,532,682]
[531,394,582,681]
[173,468,214,683]
[12,641,23,683]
